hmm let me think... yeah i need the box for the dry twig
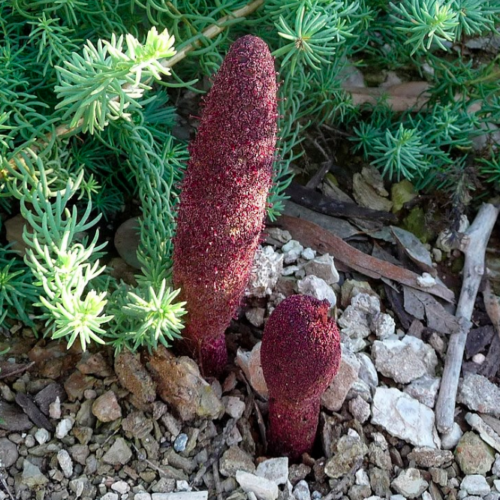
[435,203,500,434]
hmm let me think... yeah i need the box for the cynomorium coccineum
[173,35,278,377]
[261,294,342,460]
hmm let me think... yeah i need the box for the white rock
[297,275,336,307]
[301,248,316,260]
[55,417,73,439]
[371,312,395,339]
[34,428,50,445]
[371,336,438,384]
[282,240,304,264]
[392,468,429,499]
[100,494,119,500]
[472,353,486,365]
[494,480,500,493]
[371,387,441,449]
[245,308,266,327]
[422,493,432,500]
[246,246,284,298]
[111,481,130,494]
[493,455,500,476]
[440,422,464,450]
[176,481,191,492]
[256,457,289,486]
[49,396,61,419]
[390,496,407,500]
[351,293,380,315]
[321,345,360,412]
[57,449,73,478]
[304,254,339,285]
[458,373,500,418]
[417,273,436,288]
[349,396,371,423]
[151,493,208,500]
[355,469,370,486]
[357,352,379,388]
[235,343,268,399]
[465,413,500,452]
[293,481,311,500]
[236,471,279,500]
[338,307,371,339]
[282,265,300,276]
[223,397,246,419]
[404,375,440,408]
[135,494,152,500]
[460,475,490,496]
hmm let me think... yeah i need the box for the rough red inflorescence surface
[173,35,278,377]
[261,294,341,459]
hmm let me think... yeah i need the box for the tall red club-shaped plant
[261,294,341,459]
[173,35,278,377]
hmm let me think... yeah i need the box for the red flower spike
[173,35,278,377]
[261,294,342,459]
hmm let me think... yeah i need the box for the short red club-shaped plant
[261,294,341,459]
[173,35,278,377]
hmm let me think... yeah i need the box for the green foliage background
[0,0,499,352]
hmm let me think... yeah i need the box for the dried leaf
[391,226,436,276]
[403,287,460,334]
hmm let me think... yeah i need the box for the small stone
[69,444,90,465]
[455,432,495,474]
[369,467,391,497]
[356,469,370,486]
[304,254,339,285]
[349,396,371,423]
[301,248,316,260]
[321,345,360,412]
[351,293,380,315]
[245,308,266,327]
[151,492,208,500]
[494,480,500,493]
[22,460,49,488]
[372,336,438,384]
[288,464,311,486]
[297,275,336,306]
[324,435,369,479]
[147,348,224,421]
[465,413,500,452]
[100,494,119,500]
[55,417,74,439]
[371,388,440,448]
[371,312,395,339]
[460,475,491,496]
[223,396,245,419]
[493,455,500,475]
[430,468,447,487]
[92,390,122,422]
[111,481,130,494]
[174,434,188,453]
[236,471,279,500]
[34,428,50,445]
[392,468,428,499]
[57,449,73,478]
[338,306,371,339]
[357,352,379,388]
[0,438,18,468]
[417,273,436,288]
[246,246,284,297]
[256,457,289,485]
[103,437,133,465]
[404,375,440,408]
[458,373,500,418]
[441,422,463,450]
[282,240,304,264]
[135,494,152,500]
[407,448,453,468]
[293,480,311,500]
[472,353,486,364]
[219,446,255,477]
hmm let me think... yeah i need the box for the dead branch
[435,203,500,434]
